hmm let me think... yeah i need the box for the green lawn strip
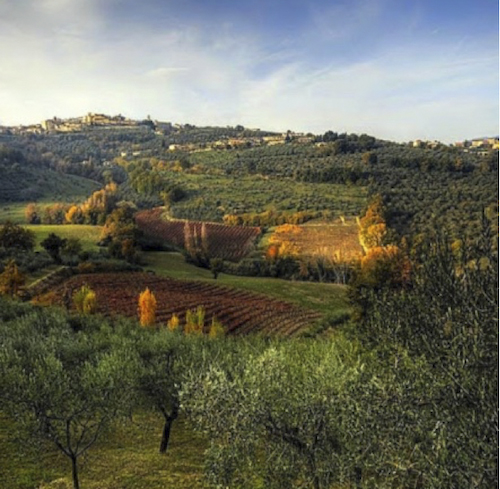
[0,412,207,489]
[26,225,103,252]
[143,251,349,317]
[0,203,31,224]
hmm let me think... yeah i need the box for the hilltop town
[0,113,498,155]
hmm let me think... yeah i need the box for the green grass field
[26,225,103,252]
[0,172,100,224]
[144,251,349,317]
[0,413,207,489]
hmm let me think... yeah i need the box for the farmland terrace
[49,272,322,336]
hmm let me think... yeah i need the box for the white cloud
[0,1,497,142]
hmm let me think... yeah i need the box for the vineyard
[135,208,261,262]
[50,272,322,336]
[269,221,363,261]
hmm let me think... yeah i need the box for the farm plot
[135,208,261,262]
[51,272,322,336]
[269,222,363,262]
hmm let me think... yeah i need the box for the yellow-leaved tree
[138,287,157,327]
[72,285,97,314]
[184,306,205,335]
[167,313,180,332]
[208,316,225,338]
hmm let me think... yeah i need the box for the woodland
[0,123,497,488]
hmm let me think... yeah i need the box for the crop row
[271,223,363,261]
[52,272,322,336]
[135,208,261,262]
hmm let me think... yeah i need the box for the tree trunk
[159,415,176,454]
[71,455,80,489]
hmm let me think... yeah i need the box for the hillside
[0,117,497,489]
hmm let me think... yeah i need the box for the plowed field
[52,272,322,336]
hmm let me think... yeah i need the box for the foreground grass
[144,251,349,317]
[0,412,207,489]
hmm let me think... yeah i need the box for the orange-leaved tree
[138,287,157,327]
[358,195,387,252]
[359,245,411,288]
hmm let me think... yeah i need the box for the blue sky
[0,0,497,142]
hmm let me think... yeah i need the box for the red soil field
[135,208,261,262]
[52,272,322,336]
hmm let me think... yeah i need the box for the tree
[65,205,84,224]
[167,313,180,331]
[358,196,387,252]
[184,306,205,335]
[183,337,366,488]
[208,316,225,338]
[209,258,224,279]
[0,221,35,251]
[25,203,41,224]
[62,237,83,259]
[41,232,67,263]
[0,260,25,297]
[138,288,156,327]
[348,227,498,487]
[0,310,138,489]
[72,285,97,314]
[135,331,184,454]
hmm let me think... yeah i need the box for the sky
[0,0,498,142]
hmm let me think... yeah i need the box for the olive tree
[0,309,139,489]
[182,337,367,488]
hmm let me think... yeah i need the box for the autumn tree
[0,260,25,297]
[208,316,225,338]
[25,203,41,224]
[359,245,411,288]
[184,306,205,335]
[72,285,97,314]
[167,313,180,332]
[358,196,387,252]
[65,205,84,224]
[138,288,156,327]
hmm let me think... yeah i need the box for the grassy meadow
[143,251,349,317]
[26,224,103,252]
[0,413,207,489]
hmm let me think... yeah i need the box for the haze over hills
[1,113,499,151]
